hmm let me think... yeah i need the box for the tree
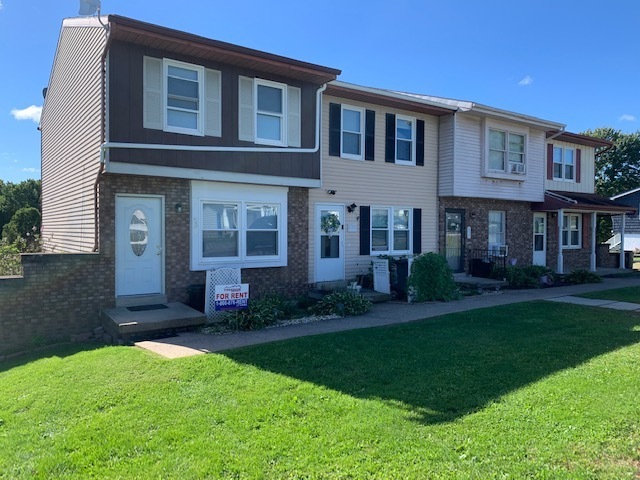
[2,207,41,252]
[582,127,640,197]
[0,179,41,239]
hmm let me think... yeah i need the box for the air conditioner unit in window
[509,162,526,174]
[489,244,509,257]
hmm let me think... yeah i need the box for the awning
[532,191,636,214]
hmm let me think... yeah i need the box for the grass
[1,301,640,478]
[578,286,640,304]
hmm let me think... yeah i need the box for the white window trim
[163,58,205,136]
[562,213,582,249]
[254,78,288,147]
[484,121,529,180]
[370,206,413,255]
[340,104,365,160]
[191,181,288,269]
[553,146,576,182]
[395,114,416,166]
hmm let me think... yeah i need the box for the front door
[533,212,546,266]
[445,209,464,272]
[115,195,164,297]
[315,204,345,282]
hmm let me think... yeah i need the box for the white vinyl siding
[143,56,221,137]
[308,96,439,282]
[238,76,301,146]
[450,114,545,202]
[40,22,108,252]
[438,114,455,196]
[546,140,595,194]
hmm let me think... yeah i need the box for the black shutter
[385,113,395,163]
[359,206,371,255]
[416,119,425,166]
[365,109,375,161]
[329,103,341,157]
[413,208,422,254]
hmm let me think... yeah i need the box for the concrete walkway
[136,276,640,359]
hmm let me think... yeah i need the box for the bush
[0,243,21,276]
[223,294,289,331]
[500,265,554,289]
[564,269,602,285]
[310,291,372,316]
[407,253,460,302]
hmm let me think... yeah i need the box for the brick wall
[545,213,592,271]
[439,197,533,268]
[0,253,112,357]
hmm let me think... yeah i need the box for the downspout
[100,83,328,159]
[93,18,112,252]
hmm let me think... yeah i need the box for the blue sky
[1,0,639,183]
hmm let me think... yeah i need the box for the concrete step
[101,302,206,343]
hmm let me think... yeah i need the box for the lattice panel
[205,268,242,323]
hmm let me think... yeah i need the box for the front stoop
[101,303,206,343]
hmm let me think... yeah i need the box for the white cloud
[518,75,534,86]
[11,105,42,123]
[22,168,39,173]
[619,114,636,122]
[0,1,3,11]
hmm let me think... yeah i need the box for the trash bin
[186,284,205,312]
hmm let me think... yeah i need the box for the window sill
[483,170,526,181]
[192,258,287,270]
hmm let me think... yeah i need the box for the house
[40,15,340,309]
[308,81,456,286]
[609,187,640,253]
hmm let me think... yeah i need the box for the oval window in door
[130,209,148,257]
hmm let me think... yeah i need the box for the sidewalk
[136,276,640,359]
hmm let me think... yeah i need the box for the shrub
[564,269,602,285]
[501,265,554,289]
[407,253,460,302]
[0,243,21,276]
[223,294,289,331]
[310,291,372,316]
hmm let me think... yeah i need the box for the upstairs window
[256,80,286,146]
[489,129,526,174]
[341,106,365,159]
[553,146,575,181]
[384,113,425,166]
[165,61,203,134]
[395,115,416,165]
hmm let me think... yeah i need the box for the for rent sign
[214,284,249,311]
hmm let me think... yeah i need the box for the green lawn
[1,301,639,478]
[578,286,640,304]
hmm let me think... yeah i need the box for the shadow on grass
[224,301,640,424]
[0,342,104,373]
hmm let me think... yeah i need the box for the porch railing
[466,248,508,278]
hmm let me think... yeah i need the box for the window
[164,59,205,136]
[553,146,575,181]
[371,207,412,254]
[488,128,526,174]
[191,181,287,269]
[341,105,365,159]
[562,213,581,248]
[255,79,286,146]
[488,211,505,253]
[396,115,416,164]
[143,56,221,137]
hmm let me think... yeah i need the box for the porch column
[620,213,626,269]
[557,209,564,274]
[590,212,597,272]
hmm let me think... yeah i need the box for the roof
[105,15,341,84]
[546,131,613,149]
[326,81,457,117]
[532,191,636,214]
[611,186,640,200]
[390,91,565,130]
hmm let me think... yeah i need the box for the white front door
[533,212,546,266]
[116,195,164,297]
[315,204,345,282]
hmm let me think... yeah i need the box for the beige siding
[40,23,106,252]
[438,114,455,196]
[451,114,545,202]
[309,95,440,283]
[545,140,595,193]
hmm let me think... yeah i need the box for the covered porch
[532,191,636,274]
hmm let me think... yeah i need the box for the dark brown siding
[107,41,321,180]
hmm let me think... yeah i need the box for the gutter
[100,83,328,163]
